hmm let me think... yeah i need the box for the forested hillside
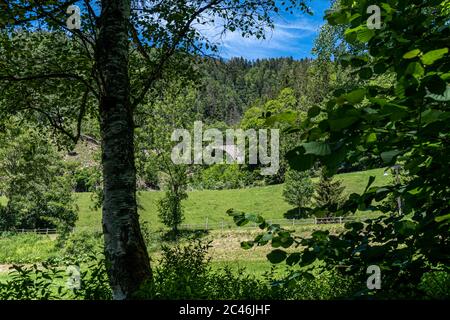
[195,57,314,123]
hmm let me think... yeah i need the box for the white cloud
[197,15,323,59]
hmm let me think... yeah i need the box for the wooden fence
[0,228,58,235]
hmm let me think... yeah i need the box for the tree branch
[130,0,223,109]
[0,73,99,99]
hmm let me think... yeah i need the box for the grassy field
[76,168,389,231]
[0,234,57,264]
[0,168,390,277]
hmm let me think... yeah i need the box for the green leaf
[435,214,450,223]
[394,220,417,236]
[381,150,401,163]
[373,62,388,74]
[403,49,421,59]
[356,27,375,43]
[302,142,331,156]
[261,233,273,242]
[308,106,321,118]
[427,85,450,101]
[300,250,316,266]
[345,89,366,104]
[345,221,364,231]
[359,67,373,80]
[361,245,386,260]
[380,104,409,120]
[420,109,450,124]
[328,117,359,131]
[425,75,447,95]
[244,213,265,224]
[267,249,287,264]
[364,176,376,193]
[421,48,448,65]
[286,253,301,266]
[365,132,377,143]
[285,146,315,171]
[265,111,297,126]
[240,241,254,250]
[345,25,375,43]
[405,62,425,78]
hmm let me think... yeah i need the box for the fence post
[221,219,224,231]
[339,217,343,224]
[314,218,317,225]
[292,219,295,227]
[205,217,209,230]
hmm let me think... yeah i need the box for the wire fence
[178,215,371,231]
[0,216,373,236]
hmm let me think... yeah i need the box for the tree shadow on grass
[283,207,312,220]
[161,229,209,242]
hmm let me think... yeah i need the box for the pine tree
[313,168,346,217]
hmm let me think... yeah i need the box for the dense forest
[195,57,314,123]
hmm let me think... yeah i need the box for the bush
[191,164,261,190]
[0,256,112,300]
[0,263,66,300]
[149,240,211,299]
[418,270,450,300]
[138,240,360,300]
[58,231,103,264]
[136,240,272,299]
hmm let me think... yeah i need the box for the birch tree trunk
[97,0,152,299]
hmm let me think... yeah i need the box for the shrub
[418,270,450,300]
[0,263,66,300]
[58,231,103,264]
[0,256,112,300]
[148,240,212,299]
[191,164,261,190]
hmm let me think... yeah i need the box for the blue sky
[214,0,332,60]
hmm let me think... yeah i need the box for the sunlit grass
[75,168,390,231]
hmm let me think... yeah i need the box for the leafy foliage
[158,166,188,234]
[231,0,450,299]
[282,169,314,217]
[0,123,77,231]
[0,257,111,300]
